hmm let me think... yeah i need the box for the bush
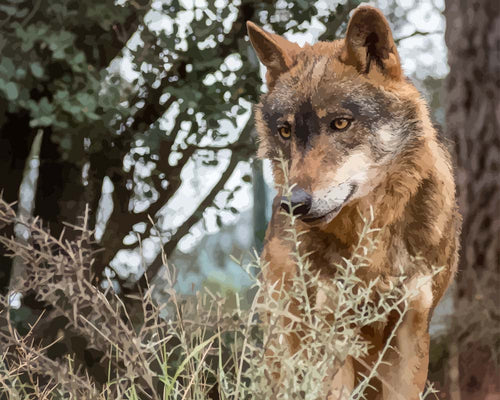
[0,167,440,399]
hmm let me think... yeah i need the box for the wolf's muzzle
[301,183,357,224]
[280,187,312,217]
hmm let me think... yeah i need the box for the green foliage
[1,0,134,155]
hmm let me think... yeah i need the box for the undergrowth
[0,159,441,399]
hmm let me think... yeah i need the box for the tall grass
[0,159,441,399]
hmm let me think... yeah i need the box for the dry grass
[0,161,443,399]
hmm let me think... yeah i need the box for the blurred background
[0,0,498,398]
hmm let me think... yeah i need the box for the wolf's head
[248,6,434,227]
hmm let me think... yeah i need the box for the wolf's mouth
[301,184,357,224]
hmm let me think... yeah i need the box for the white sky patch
[95,177,114,242]
[162,151,231,227]
[8,292,22,309]
[224,54,243,71]
[395,0,448,78]
[262,159,272,184]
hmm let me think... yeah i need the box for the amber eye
[278,125,291,139]
[330,118,351,131]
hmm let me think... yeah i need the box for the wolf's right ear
[341,6,402,80]
[246,22,299,88]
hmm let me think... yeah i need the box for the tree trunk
[35,130,87,237]
[0,110,37,293]
[444,0,500,398]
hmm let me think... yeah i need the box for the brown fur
[247,5,460,400]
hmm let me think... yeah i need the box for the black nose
[280,187,312,216]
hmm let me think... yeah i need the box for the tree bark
[0,110,36,293]
[444,0,500,397]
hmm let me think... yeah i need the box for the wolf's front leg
[378,275,434,400]
[328,356,355,400]
[379,315,430,400]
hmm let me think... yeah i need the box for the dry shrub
[0,199,170,399]
[0,167,441,400]
[217,157,441,400]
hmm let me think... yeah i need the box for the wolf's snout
[280,187,312,216]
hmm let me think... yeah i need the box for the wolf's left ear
[246,21,299,88]
[341,6,402,80]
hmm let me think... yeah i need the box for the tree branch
[131,119,255,290]
[317,0,361,41]
[96,144,196,271]
[183,141,253,153]
[97,3,258,272]
[395,30,443,44]
[136,148,242,291]
[125,2,255,134]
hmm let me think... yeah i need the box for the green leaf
[30,62,44,78]
[0,58,16,79]
[0,5,17,16]
[5,82,18,100]
[15,68,26,80]
[163,333,218,396]
[72,52,85,65]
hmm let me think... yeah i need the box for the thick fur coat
[247,5,460,400]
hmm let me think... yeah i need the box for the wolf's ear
[246,21,299,88]
[341,6,402,80]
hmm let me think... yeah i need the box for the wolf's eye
[330,118,351,131]
[278,125,291,139]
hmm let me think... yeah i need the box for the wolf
[247,5,460,400]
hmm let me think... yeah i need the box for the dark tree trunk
[0,110,36,293]
[35,131,87,237]
[444,0,500,398]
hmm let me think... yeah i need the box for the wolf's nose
[280,187,312,216]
